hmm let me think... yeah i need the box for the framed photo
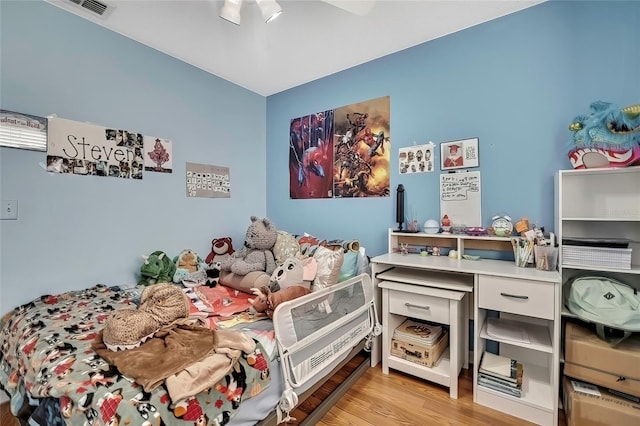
[440,137,479,170]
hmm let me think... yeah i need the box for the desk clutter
[478,352,524,398]
[391,319,448,367]
[510,219,558,270]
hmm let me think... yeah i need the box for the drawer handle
[500,292,529,300]
[405,303,430,310]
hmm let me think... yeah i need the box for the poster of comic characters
[186,162,230,198]
[289,96,391,199]
[399,142,435,174]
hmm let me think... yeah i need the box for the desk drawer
[388,290,450,324]
[478,276,554,320]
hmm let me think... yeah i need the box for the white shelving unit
[555,167,640,395]
[556,167,640,315]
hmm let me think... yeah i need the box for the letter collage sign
[46,116,172,178]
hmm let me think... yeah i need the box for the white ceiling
[45,0,544,96]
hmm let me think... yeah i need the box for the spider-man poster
[289,96,391,199]
[289,110,335,199]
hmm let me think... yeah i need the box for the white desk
[370,233,561,425]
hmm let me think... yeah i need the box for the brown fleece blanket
[93,323,219,392]
[165,329,256,402]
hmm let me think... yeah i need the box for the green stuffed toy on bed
[139,250,176,285]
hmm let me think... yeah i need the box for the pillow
[273,230,300,265]
[297,233,326,256]
[311,246,344,292]
[339,251,359,282]
[219,270,270,294]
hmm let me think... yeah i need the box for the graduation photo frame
[440,137,479,170]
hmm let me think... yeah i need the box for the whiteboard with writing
[440,171,482,227]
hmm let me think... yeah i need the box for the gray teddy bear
[221,216,277,276]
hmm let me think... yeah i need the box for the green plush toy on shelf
[139,250,176,285]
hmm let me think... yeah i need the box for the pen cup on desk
[534,246,558,271]
[512,238,535,267]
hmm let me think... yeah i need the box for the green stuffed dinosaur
[139,250,176,285]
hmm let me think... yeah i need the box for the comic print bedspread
[0,284,272,425]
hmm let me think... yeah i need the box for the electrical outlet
[1,200,18,220]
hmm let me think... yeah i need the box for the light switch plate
[1,200,18,220]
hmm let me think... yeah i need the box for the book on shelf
[478,371,522,389]
[479,351,524,384]
[393,318,443,347]
[478,376,522,398]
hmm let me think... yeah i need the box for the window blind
[0,109,47,151]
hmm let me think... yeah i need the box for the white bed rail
[272,273,380,423]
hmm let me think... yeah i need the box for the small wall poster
[186,162,230,198]
[144,137,173,173]
[399,142,435,174]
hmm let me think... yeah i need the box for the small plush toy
[269,257,317,292]
[205,237,235,265]
[173,249,208,287]
[248,285,311,318]
[221,216,278,276]
[174,249,201,273]
[139,251,176,285]
[204,261,222,287]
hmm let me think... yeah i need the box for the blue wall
[0,1,267,314]
[1,1,639,315]
[266,1,640,256]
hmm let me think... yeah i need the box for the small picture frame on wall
[441,137,479,170]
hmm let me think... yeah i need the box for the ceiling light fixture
[219,0,282,25]
[256,0,283,23]
[220,0,243,25]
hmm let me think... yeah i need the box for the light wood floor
[1,360,566,426]
[293,358,567,426]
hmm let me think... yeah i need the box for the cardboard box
[391,329,448,367]
[564,321,640,396]
[562,376,640,426]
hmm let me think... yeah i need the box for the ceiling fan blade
[322,0,376,16]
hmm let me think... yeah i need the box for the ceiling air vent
[65,0,112,18]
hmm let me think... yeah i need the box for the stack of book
[562,237,632,270]
[478,351,524,398]
[393,319,443,346]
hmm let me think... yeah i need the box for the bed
[0,245,379,426]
